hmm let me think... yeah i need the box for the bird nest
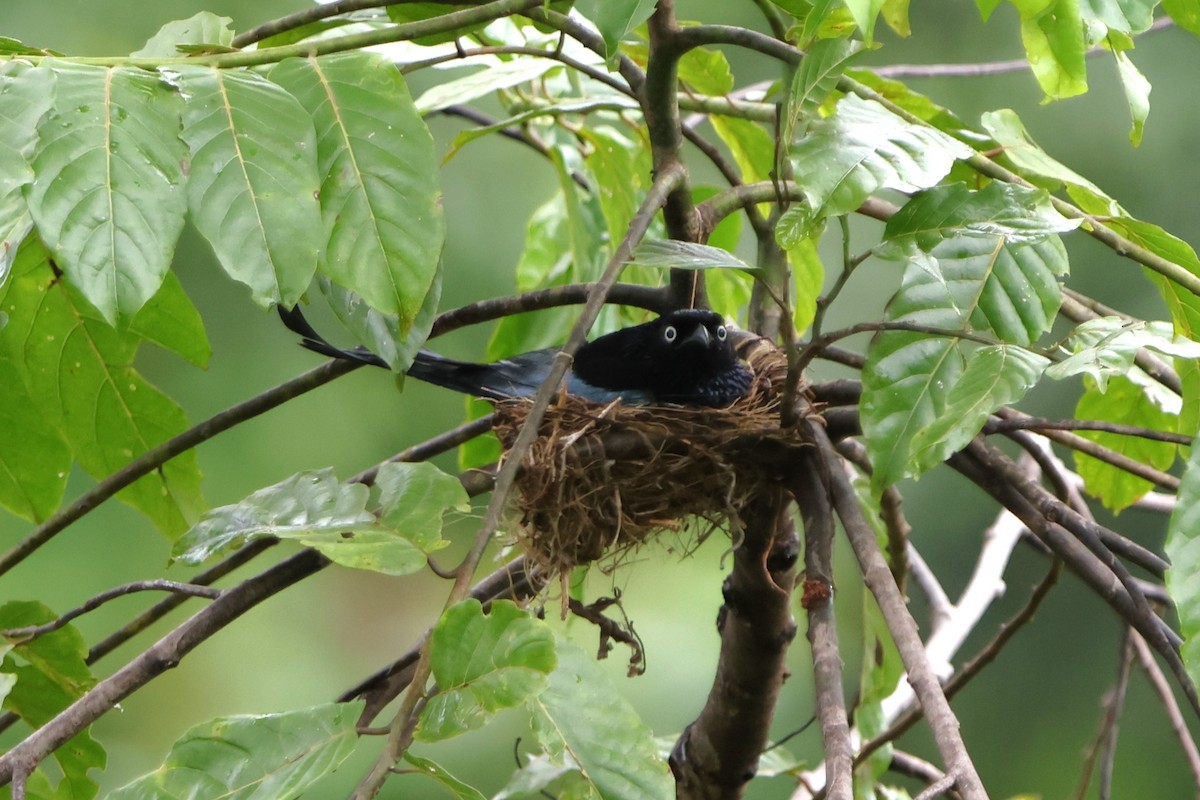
[490,339,811,575]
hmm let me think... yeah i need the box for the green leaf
[172,468,376,564]
[845,69,964,131]
[981,109,1119,214]
[1168,444,1200,689]
[844,0,888,42]
[864,234,1067,488]
[576,0,657,63]
[495,754,593,799]
[1078,0,1155,35]
[785,235,824,335]
[582,127,650,253]
[1013,0,1088,99]
[677,47,734,95]
[131,12,234,57]
[790,95,973,234]
[710,115,774,185]
[418,600,557,742]
[0,346,70,521]
[0,61,51,285]
[376,460,469,548]
[26,61,187,325]
[386,3,488,45]
[173,66,321,309]
[1045,317,1200,395]
[403,753,488,800]
[881,182,1081,250]
[126,272,211,369]
[1,239,204,535]
[414,57,560,114]
[527,636,672,799]
[1164,0,1200,35]
[1,601,105,800]
[779,39,863,177]
[1112,48,1151,146]
[855,594,904,792]
[1073,374,1178,512]
[267,53,444,332]
[630,240,756,272]
[909,345,1049,474]
[109,702,363,800]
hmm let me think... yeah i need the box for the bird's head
[644,309,736,367]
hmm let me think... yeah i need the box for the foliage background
[1,0,1197,796]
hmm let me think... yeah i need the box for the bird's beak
[680,325,711,349]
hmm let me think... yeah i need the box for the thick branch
[670,488,799,799]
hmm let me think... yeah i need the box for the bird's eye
[716,325,727,341]
[663,325,677,342]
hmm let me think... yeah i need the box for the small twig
[1129,631,1200,788]
[567,594,645,676]
[984,415,1190,445]
[1,581,221,643]
[1073,631,1134,800]
[913,773,960,800]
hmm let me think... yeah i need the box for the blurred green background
[2,1,1199,797]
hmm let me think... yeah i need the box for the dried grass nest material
[491,338,811,574]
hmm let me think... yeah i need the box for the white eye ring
[663,325,677,342]
[716,325,727,341]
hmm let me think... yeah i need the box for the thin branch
[1059,290,1181,395]
[1,581,221,643]
[984,415,1191,445]
[0,549,330,787]
[231,0,458,47]
[1130,631,1200,788]
[1073,631,1134,800]
[811,421,989,800]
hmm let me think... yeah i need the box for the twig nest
[491,337,810,575]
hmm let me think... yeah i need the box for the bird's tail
[404,351,510,400]
[276,305,390,369]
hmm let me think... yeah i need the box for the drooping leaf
[268,53,444,332]
[1045,317,1200,395]
[26,61,187,324]
[576,0,657,63]
[1073,375,1178,512]
[403,753,489,800]
[845,69,965,131]
[789,94,973,237]
[418,600,556,742]
[173,66,322,309]
[109,702,363,800]
[781,38,863,150]
[0,347,69,522]
[1078,0,1156,35]
[131,12,234,57]
[415,57,560,113]
[527,636,672,799]
[1,601,105,800]
[126,271,211,369]
[0,61,51,285]
[375,460,470,548]
[1,239,204,535]
[1113,48,1151,146]
[630,240,756,272]
[710,115,774,186]
[172,468,376,564]
[844,0,888,42]
[1011,0,1088,99]
[1167,445,1200,689]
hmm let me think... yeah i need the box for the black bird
[279,306,753,407]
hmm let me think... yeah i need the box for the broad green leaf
[1078,0,1155,35]
[418,600,556,742]
[268,53,444,331]
[710,115,774,186]
[576,0,657,63]
[909,345,1049,473]
[1164,0,1200,34]
[1,601,105,800]
[415,57,560,113]
[172,468,376,564]
[845,70,964,131]
[528,636,672,799]
[386,3,488,44]
[0,352,69,521]
[980,109,1120,214]
[844,0,888,42]
[375,460,469,548]
[1013,0,1088,99]
[1045,317,1200,397]
[582,126,650,252]
[781,39,863,151]
[1,240,204,535]
[1073,374,1178,512]
[318,261,441,373]
[0,62,51,285]
[131,12,234,57]
[174,66,321,309]
[126,272,211,369]
[881,182,1081,250]
[882,0,913,35]
[26,61,187,325]
[1167,444,1200,688]
[790,95,973,236]
[109,702,363,800]
[677,47,734,95]
[1113,49,1151,146]
[630,240,756,272]
[785,235,824,335]
[403,753,488,800]
[864,235,1067,487]
[495,754,593,799]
